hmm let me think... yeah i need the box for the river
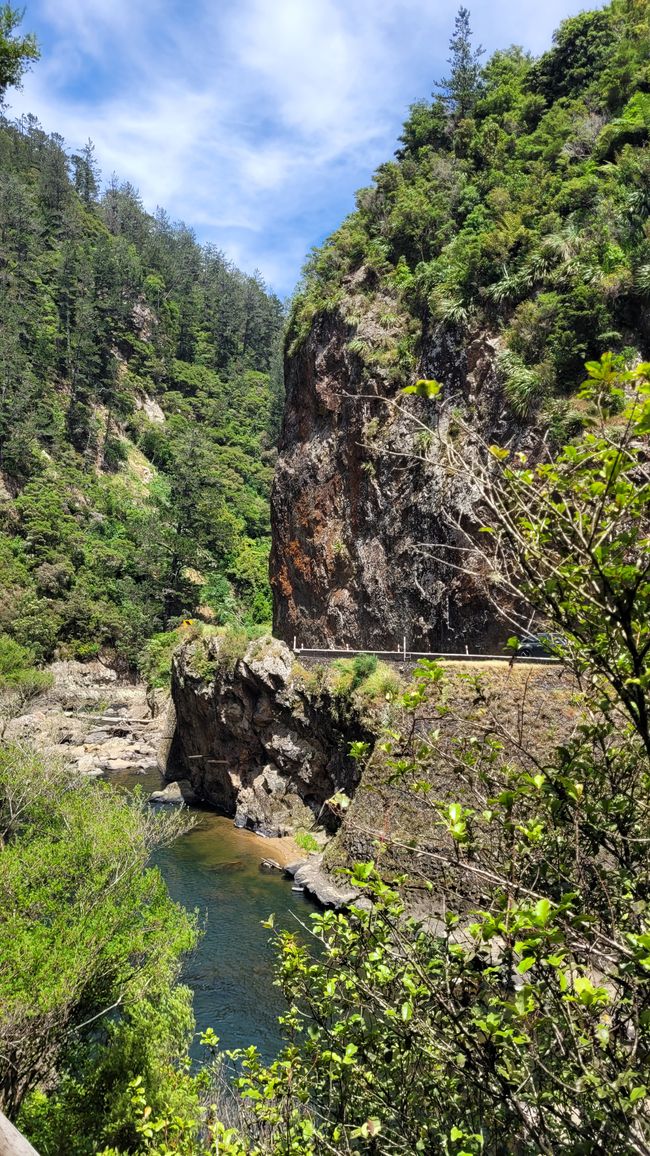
[109,768,315,1062]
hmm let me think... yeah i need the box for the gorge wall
[269,3,650,654]
[270,312,528,653]
[168,633,375,838]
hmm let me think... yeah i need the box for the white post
[403,635,407,662]
[293,635,297,653]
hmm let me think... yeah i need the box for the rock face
[271,312,528,653]
[167,636,373,837]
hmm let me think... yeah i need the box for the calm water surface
[109,769,315,1061]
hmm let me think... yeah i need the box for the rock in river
[150,779,196,805]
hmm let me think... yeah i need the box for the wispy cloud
[10,0,606,295]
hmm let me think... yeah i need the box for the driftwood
[0,1111,40,1156]
[62,712,154,726]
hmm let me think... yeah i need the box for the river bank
[2,659,165,776]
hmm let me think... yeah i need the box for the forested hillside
[0,112,284,669]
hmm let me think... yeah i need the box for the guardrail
[292,639,560,665]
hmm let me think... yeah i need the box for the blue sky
[8,0,605,298]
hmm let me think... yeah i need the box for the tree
[71,139,100,207]
[0,5,38,99]
[527,8,615,103]
[0,744,197,1124]
[138,427,240,623]
[435,6,485,120]
[438,352,650,756]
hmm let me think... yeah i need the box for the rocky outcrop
[3,660,166,776]
[271,311,531,653]
[286,854,360,908]
[167,635,374,837]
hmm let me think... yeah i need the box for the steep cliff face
[271,310,528,653]
[168,635,374,837]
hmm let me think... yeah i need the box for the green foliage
[0,744,198,1136]
[351,653,378,684]
[19,991,202,1156]
[331,654,378,696]
[0,633,38,682]
[140,628,183,689]
[294,829,320,853]
[0,632,53,713]
[359,662,401,703]
[0,5,38,97]
[0,100,283,666]
[329,655,402,706]
[596,90,650,159]
[497,348,545,417]
[288,0,650,411]
[527,8,615,102]
[183,625,250,680]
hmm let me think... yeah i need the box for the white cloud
[9,0,608,295]
[37,0,155,58]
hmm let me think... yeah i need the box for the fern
[498,349,544,419]
[635,264,650,297]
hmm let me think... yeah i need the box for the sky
[7,0,606,298]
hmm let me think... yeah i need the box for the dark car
[517,632,567,658]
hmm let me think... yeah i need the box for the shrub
[140,628,182,690]
[0,744,197,1128]
[294,830,320,853]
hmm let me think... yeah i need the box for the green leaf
[534,898,552,925]
[401,378,443,398]
[489,445,510,460]
[517,956,536,973]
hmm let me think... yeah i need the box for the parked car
[516,632,567,658]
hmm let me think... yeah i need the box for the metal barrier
[292,638,559,665]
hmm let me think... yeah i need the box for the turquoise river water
[110,768,315,1062]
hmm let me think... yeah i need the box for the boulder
[102,758,135,773]
[171,636,373,838]
[291,854,359,908]
[85,729,110,743]
[150,779,196,805]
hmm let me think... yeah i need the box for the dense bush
[0,744,200,1148]
[289,0,650,413]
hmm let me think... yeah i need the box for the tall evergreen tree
[435,6,485,119]
[71,139,100,207]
